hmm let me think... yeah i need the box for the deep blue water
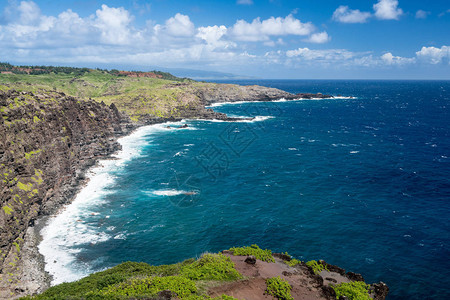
[41,80,450,299]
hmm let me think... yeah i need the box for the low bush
[98,276,197,298]
[332,281,371,300]
[229,244,275,262]
[306,260,328,274]
[265,276,294,300]
[181,253,242,281]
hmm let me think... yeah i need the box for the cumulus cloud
[332,6,371,23]
[373,0,403,20]
[304,31,330,44]
[381,52,415,65]
[286,48,357,61]
[165,13,195,37]
[1,1,447,74]
[196,25,236,49]
[16,0,41,25]
[415,10,430,19]
[416,46,450,64]
[230,15,314,41]
[95,5,133,44]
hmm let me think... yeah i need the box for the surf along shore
[0,69,361,299]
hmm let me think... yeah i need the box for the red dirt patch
[208,254,326,300]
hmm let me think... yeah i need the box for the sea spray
[38,121,190,285]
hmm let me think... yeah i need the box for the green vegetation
[285,258,302,267]
[181,253,242,281]
[17,181,33,192]
[306,260,328,274]
[265,277,294,300]
[24,149,42,160]
[97,276,197,298]
[2,205,13,215]
[229,244,275,262]
[331,281,371,300]
[21,253,242,300]
[0,64,203,120]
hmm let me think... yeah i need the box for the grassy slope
[0,71,214,121]
[20,245,374,300]
[21,253,240,300]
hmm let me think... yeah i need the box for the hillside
[20,245,388,300]
[1,66,336,299]
[0,68,327,123]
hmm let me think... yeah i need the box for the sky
[0,0,449,79]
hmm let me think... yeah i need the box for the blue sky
[0,0,449,79]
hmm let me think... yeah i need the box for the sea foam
[38,121,189,285]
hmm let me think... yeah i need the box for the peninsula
[0,65,386,300]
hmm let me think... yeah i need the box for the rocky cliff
[193,83,331,105]
[0,78,339,299]
[0,88,134,297]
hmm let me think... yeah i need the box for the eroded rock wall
[0,89,131,293]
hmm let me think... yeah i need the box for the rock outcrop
[0,81,336,299]
[194,83,332,105]
[0,88,134,298]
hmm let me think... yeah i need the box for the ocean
[39,80,450,299]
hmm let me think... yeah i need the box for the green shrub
[184,295,239,300]
[229,244,275,262]
[332,281,371,300]
[265,276,294,300]
[306,260,328,274]
[23,261,192,299]
[99,276,197,298]
[285,258,302,267]
[181,253,242,281]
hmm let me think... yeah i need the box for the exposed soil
[208,253,389,300]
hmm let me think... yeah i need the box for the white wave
[207,100,259,107]
[173,151,184,157]
[196,116,274,123]
[350,151,360,154]
[38,121,190,285]
[145,189,198,197]
[113,233,127,240]
[207,96,355,107]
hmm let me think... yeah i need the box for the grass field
[0,70,211,121]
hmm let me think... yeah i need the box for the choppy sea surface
[39,80,450,299]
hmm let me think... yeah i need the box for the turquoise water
[40,80,450,299]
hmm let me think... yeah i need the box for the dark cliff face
[0,89,131,287]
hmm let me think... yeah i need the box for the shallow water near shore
[39,80,450,299]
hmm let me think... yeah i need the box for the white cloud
[381,52,415,65]
[373,0,403,20]
[286,48,357,61]
[237,0,253,5]
[95,5,133,44]
[165,13,195,37]
[416,46,450,64]
[196,25,235,49]
[17,0,41,25]
[230,15,314,41]
[304,31,330,44]
[332,6,371,23]
[2,1,447,75]
[415,10,430,19]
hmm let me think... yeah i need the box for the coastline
[3,88,332,299]
[15,120,199,296]
[14,112,280,297]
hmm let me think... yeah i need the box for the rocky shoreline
[1,83,340,299]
